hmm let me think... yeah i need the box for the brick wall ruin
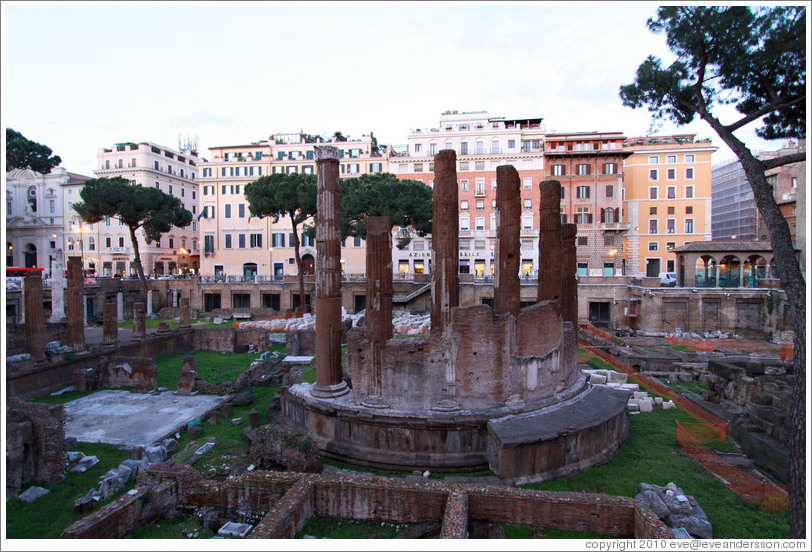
[5,398,66,497]
[62,465,673,539]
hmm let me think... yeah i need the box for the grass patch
[30,389,95,405]
[5,443,132,539]
[670,379,710,395]
[520,407,789,538]
[154,349,277,390]
[295,516,403,539]
[128,516,214,539]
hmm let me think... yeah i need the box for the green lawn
[154,349,276,389]
[5,443,133,539]
[520,405,788,538]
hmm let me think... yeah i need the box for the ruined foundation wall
[5,399,66,496]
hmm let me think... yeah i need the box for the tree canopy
[244,172,317,311]
[339,172,432,246]
[6,128,62,174]
[73,177,192,298]
[619,6,805,141]
[620,5,806,538]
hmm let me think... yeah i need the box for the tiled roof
[672,240,799,253]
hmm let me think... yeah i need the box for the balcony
[600,222,631,231]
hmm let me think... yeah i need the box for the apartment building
[389,111,629,277]
[6,167,89,275]
[61,142,202,277]
[199,133,385,278]
[622,135,717,277]
[545,131,630,276]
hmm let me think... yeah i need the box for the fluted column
[311,146,349,399]
[430,149,459,335]
[362,216,393,409]
[494,165,521,316]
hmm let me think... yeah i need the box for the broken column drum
[102,302,118,346]
[310,146,349,399]
[66,257,85,350]
[282,156,630,480]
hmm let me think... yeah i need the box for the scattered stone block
[635,490,669,519]
[70,455,99,473]
[208,411,221,425]
[281,355,315,366]
[231,418,243,425]
[18,486,50,503]
[654,397,663,405]
[633,391,649,400]
[589,374,607,385]
[608,371,628,384]
[218,521,253,538]
[248,409,261,428]
[120,459,143,478]
[143,445,166,464]
[116,463,133,483]
[639,398,654,413]
[74,495,97,514]
[188,424,204,438]
[619,383,640,392]
[162,438,179,454]
[223,403,234,418]
[671,527,693,539]
[129,445,145,460]
[232,391,254,407]
[66,451,85,463]
[195,442,215,455]
[627,401,640,412]
[663,400,676,410]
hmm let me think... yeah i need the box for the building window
[791,177,797,188]
[666,219,676,234]
[460,142,468,155]
[667,168,676,180]
[475,141,484,154]
[561,187,565,199]
[603,163,617,174]
[475,178,485,195]
[522,215,532,229]
[491,140,500,154]
[459,216,469,231]
[353,236,362,247]
[577,262,588,276]
[649,169,659,181]
[461,200,469,210]
[428,143,437,156]
[574,207,592,224]
[605,185,614,198]
[552,164,565,176]
[666,155,676,163]
[414,143,421,154]
[272,233,285,247]
[604,235,615,246]
[238,204,246,218]
[649,187,658,200]
[224,234,232,248]
[685,167,695,180]
[476,199,484,210]
[168,238,174,249]
[474,239,486,250]
[686,206,693,214]
[649,242,658,251]
[578,236,588,246]
[224,204,232,218]
[685,154,695,162]
[105,237,112,248]
[119,237,125,247]
[491,178,497,190]
[685,219,694,233]
[648,156,659,164]
[667,206,675,215]
[666,242,676,251]
[667,186,676,199]
[522,177,532,190]
[685,185,694,199]
[238,234,246,248]
[576,186,590,199]
[250,233,262,248]
[460,180,469,192]
[576,164,590,175]
[204,235,214,254]
[649,219,658,234]
[507,140,515,149]
[475,217,485,231]
[523,199,531,210]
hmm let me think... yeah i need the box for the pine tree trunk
[701,113,806,538]
[128,225,149,302]
[290,213,309,313]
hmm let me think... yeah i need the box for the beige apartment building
[198,133,385,280]
[61,141,201,277]
[389,111,630,278]
[622,135,717,278]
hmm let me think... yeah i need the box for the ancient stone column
[172,288,179,308]
[48,249,66,323]
[537,180,563,313]
[102,302,118,347]
[178,297,192,333]
[117,291,124,322]
[147,290,153,316]
[310,146,349,399]
[561,223,579,334]
[66,257,85,350]
[495,165,521,316]
[430,149,459,335]
[362,216,393,409]
[132,301,146,341]
[24,271,46,362]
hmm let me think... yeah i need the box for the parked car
[659,272,677,287]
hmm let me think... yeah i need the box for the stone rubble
[18,486,50,503]
[636,482,712,539]
[238,310,431,336]
[583,368,671,414]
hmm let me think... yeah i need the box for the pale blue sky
[2,1,783,176]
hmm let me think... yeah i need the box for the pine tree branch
[760,152,806,170]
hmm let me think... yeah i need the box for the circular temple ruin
[281,148,630,481]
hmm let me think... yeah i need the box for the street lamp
[269,246,274,280]
[179,248,188,276]
[72,221,87,276]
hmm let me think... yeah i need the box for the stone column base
[361,395,390,409]
[310,381,350,399]
[432,398,461,412]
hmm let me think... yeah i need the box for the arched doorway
[243,262,258,277]
[24,243,37,268]
[302,254,315,275]
[720,255,741,287]
[695,256,715,287]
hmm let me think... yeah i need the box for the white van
[659,272,677,287]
